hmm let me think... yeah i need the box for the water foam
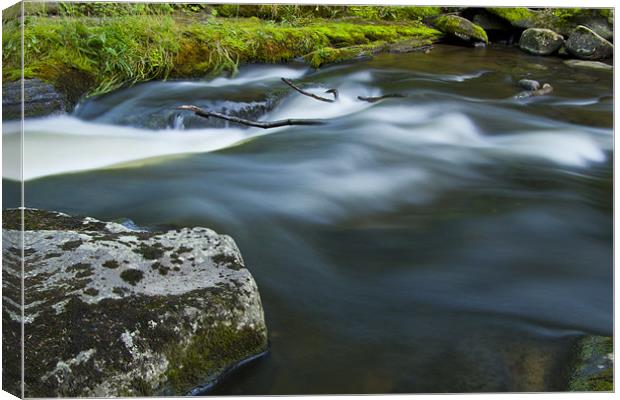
[3,116,253,181]
[178,65,307,88]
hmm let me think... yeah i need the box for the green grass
[3,13,441,97]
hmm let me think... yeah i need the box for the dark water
[3,45,613,393]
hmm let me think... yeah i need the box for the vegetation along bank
[2,4,612,115]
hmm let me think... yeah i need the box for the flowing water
[2,45,613,393]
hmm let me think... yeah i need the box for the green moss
[569,336,613,392]
[120,269,144,286]
[67,262,94,279]
[3,14,442,98]
[2,209,109,231]
[176,246,193,254]
[211,253,244,271]
[165,323,267,393]
[488,7,612,35]
[487,7,536,25]
[60,239,84,251]
[102,260,120,269]
[134,243,165,260]
[348,6,441,21]
[112,286,128,296]
[130,377,153,396]
[577,336,612,360]
[84,287,100,296]
[433,15,488,44]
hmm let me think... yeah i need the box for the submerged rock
[519,28,564,56]
[517,79,541,91]
[565,25,614,60]
[513,83,553,100]
[432,15,489,45]
[568,335,613,391]
[563,59,613,71]
[2,78,66,120]
[2,209,268,397]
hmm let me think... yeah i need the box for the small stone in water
[518,79,541,91]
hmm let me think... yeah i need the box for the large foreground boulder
[432,15,488,45]
[2,209,268,397]
[565,25,614,60]
[519,28,564,56]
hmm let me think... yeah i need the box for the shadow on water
[4,45,613,393]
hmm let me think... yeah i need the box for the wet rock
[517,79,541,91]
[387,40,434,54]
[564,59,613,71]
[579,17,613,41]
[568,336,613,391]
[566,26,613,60]
[487,8,613,40]
[432,15,488,45]
[73,83,287,130]
[519,28,564,56]
[2,209,268,397]
[2,78,66,120]
[513,83,553,100]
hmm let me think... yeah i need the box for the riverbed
[2,45,613,393]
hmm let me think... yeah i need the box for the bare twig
[177,105,326,129]
[281,78,337,103]
[357,94,406,103]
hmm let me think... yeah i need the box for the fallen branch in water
[357,94,406,103]
[281,78,337,103]
[177,105,326,129]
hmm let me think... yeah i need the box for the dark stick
[281,78,336,103]
[177,105,326,129]
[357,94,406,103]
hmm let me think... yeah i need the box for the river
[2,45,613,393]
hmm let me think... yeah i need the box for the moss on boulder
[303,33,439,68]
[565,25,613,60]
[2,209,268,397]
[519,28,564,56]
[432,15,488,44]
[487,7,537,29]
[568,336,613,391]
[487,7,613,39]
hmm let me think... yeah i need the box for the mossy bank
[2,209,268,397]
[2,5,442,100]
[2,4,612,112]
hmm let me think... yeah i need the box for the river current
[2,45,613,393]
